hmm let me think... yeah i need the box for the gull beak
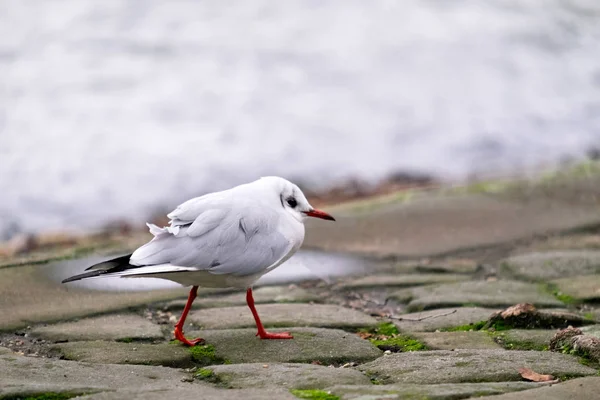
[304,209,336,221]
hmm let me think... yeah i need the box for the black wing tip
[62,254,134,284]
[62,270,103,283]
[84,254,133,271]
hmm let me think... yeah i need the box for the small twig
[388,309,457,322]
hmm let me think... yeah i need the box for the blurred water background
[1,0,599,239]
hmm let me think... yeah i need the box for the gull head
[256,176,335,223]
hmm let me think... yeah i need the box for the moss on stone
[289,389,339,400]
[359,322,426,352]
[544,283,577,305]
[188,344,227,366]
[490,332,549,351]
[194,367,224,384]
[443,321,487,332]
[370,335,428,352]
[358,322,399,337]
[375,322,400,336]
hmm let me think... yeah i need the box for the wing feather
[130,197,293,278]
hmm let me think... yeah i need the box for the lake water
[1,0,599,238]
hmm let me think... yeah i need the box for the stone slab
[0,262,188,331]
[0,346,205,397]
[491,329,555,351]
[476,376,600,400]
[335,273,469,290]
[51,341,196,368]
[393,307,499,332]
[30,314,164,342]
[500,251,600,281]
[189,304,378,330]
[549,275,600,302]
[391,280,564,311]
[412,331,502,350]
[187,327,382,365]
[358,349,596,384]
[329,382,547,400]
[304,187,600,257]
[581,324,600,339]
[202,362,371,389]
[77,387,299,400]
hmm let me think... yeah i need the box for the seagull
[62,176,335,346]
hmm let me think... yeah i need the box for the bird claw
[257,331,293,340]
[174,327,205,346]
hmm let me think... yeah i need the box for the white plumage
[63,176,335,345]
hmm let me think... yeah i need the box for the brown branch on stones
[484,303,594,330]
[549,326,600,362]
[388,309,457,322]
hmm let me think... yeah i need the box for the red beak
[304,209,336,221]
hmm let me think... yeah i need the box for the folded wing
[130,196,292,277]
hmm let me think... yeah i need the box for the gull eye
[286,197,298,208]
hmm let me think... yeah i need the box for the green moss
[196,368,214,378]
[289,389,339,400]
[443,321,487,332]
[194,367,224,384]
[583,312,596,321]
[555,292,576,304]
[369,376,382,385]
[117,337,134,343]
[486,319,511,332]
[375,322,399,336]
[543,283,577,305]
[370,335,428,352]
[0,393,79,400]
[188,344,226,366]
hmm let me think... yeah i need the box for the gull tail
[62,254,198,284]
[61,254,136,283]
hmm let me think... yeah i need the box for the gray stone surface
[524,234,600,252]
[189,303,378,330]
[0,346,205,397]
[500,251,600,281]
[491,329,555,350]
[77,388,299,400]
[358,349,596,384]
[304,185,600,257]
[549,275,600,302]
[52,341,196,368]
[476,377,600,400]
[414,259,480,274]
[581,324,600,339]
[412,331,502,350]
[329,382,547,400]
[335,273,469,290]
[393,307,498,332]
[30,314,164,342]
[187,327,382,365]
[202,362,371,389]
[0,262,188,331]
[391,280,564,311]
[164,285,321,310]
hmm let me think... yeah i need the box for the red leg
[246,287,293,339]
[173,286,205,346]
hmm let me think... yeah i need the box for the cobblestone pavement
[2,172,600,399]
